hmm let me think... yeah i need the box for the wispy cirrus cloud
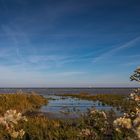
[92,36,140,63]
[1,25,24,62]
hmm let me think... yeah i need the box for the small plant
[113,67,140,140]
[0,109,27,139]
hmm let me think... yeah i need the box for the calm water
[0,87,135,95]
[40,95,121,119]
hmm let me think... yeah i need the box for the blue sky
[0,0,140,87]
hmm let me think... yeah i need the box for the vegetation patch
[0,92,48,114]
[58,93,136,113]
[0,68,140,139]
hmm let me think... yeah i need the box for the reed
[57,93,136,112]
[0,92,48,114]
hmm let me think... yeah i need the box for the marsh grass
[58,93,137,113]
[0,92,115,140]
[22,116,81,140]
[0,93,48,114]
[0,92,139,140]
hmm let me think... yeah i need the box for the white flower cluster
[114,93,140,139]
[0,109,28,138]
[130,93,140,102]
[114,117,132,129]
[79,128,97,139]
[114,113,140,139]
[90,109,107,119]
[79,128,92,136]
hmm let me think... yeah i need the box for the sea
[0,87,137,95]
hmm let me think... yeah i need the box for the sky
[0,0,140,87]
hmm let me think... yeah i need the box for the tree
[130,67,140,82]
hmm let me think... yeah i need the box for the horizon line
[0,86,139,89]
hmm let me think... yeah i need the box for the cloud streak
[92,36,140,63]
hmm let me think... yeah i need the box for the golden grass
[57,93,136,112]
[0,92,48,114]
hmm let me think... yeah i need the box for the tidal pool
[40,95,121,119]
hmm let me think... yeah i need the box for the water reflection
[40,95,121,119]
